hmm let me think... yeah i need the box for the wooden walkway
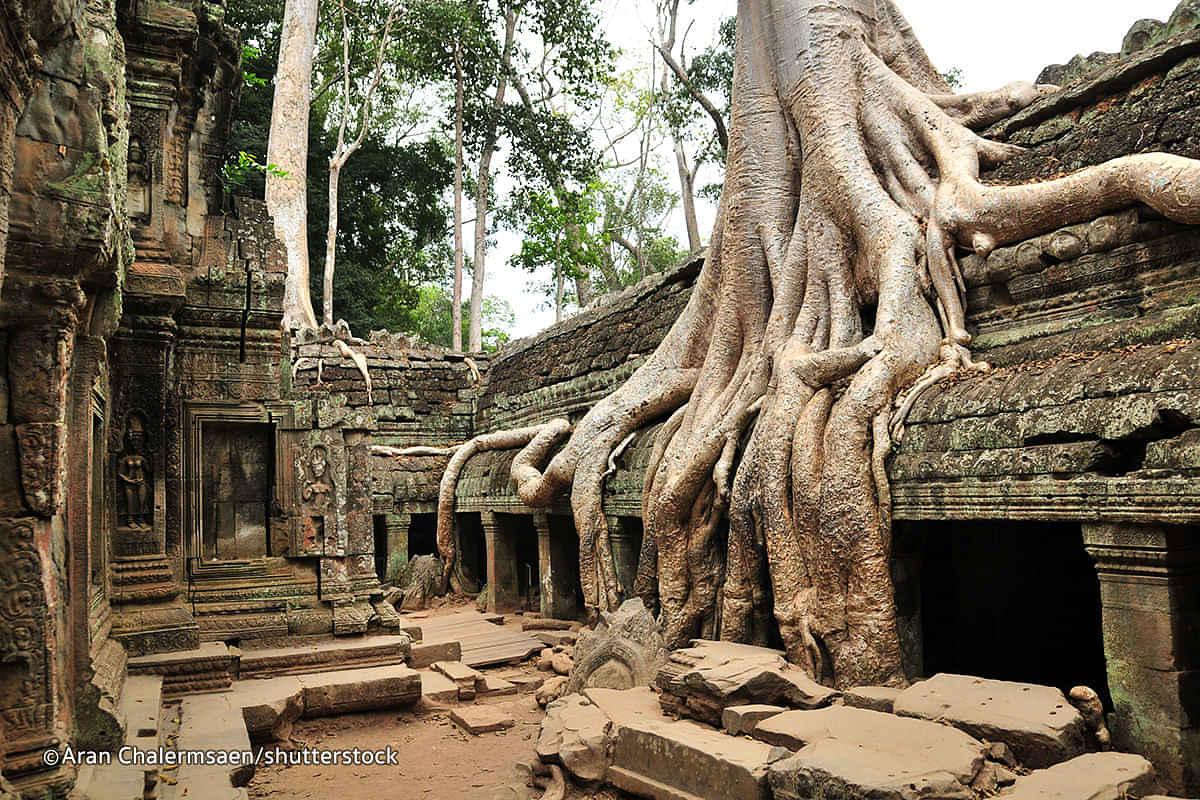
[399,610,544,668]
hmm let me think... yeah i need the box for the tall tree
[320,0,405,326]
[267,0,320,329]
[442,0,1200,691]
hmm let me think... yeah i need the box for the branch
[654,41,729,153]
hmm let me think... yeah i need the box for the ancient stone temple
[1,0,1199,798]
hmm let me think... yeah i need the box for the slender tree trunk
[467,10,518,353]
[555,265,564,323]
[268,0,319,330]
[452,50,465,351]
[323,161,341,326]
[674,142,701,252]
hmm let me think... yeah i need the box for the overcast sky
[483,0,1181,340]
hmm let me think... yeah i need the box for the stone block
[537,694,614,782]
[409,640,461,669]
[229,677,304,742]
[1107,659,1199,728]
[449,705,515,735]
[722,704,786,736]
[843,685,901,713]
[997,753,1155,800]
[761,706,986,800]
[417,669,459,704]
[893,674,1086,768]
[478,675,517,696]
[299,665,420,716]
[432,660,482,700]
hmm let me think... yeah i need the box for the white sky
[480,0,1181,340]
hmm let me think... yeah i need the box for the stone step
[237,633,412,679]
[174,693,255,798]
[418,669,460,704]
[127,642,235,697]
[432,660,482,700]
[120,675,163,747]
[76,762,153,800]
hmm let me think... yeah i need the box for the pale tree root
[435,420,570,594]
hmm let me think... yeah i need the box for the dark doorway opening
[409,512,437,557]
[912,519,1110,707]
[549,514,585,619]
[513,516,540,611]
[373,515,388,581]
[201,421,274,560]
[456,513,487,593]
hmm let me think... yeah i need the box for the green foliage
[941,67,965,90]
[383,285,513,350]
[660,13,734,164]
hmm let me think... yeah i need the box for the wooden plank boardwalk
[399,610,544,668]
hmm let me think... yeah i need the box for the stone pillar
[536,513,580,620]
[535,513,555,618]
[1082,523,1200,794]
[606,516,641,601]
[385,512,411,582]
[482,512,519,612]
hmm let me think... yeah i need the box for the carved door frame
[182,400,294,579]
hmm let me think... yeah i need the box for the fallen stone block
[996,752,1155,800]
[567,598,667,695]
[843,685,901,714]
[522,618,575,631]
[432,660,482,699]
[537,676,568,707]
[478,674,517,696]
[409,640,461,669]
[893,673,1086,768]
[760,706,987,800]
[656,640,839,726]
[588,687,783,800]
[537,694,614,782]
[551,652,574,676]
[534,630,579,647]
[299,665,421,717]
[723,704,786,737]
[450,705,516,735]
[498,671,545,693]
[418,669,460,704]
[179,692,256,788]
[229,677,304,742]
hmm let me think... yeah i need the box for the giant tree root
[432,0,1200,688]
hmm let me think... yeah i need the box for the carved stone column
[482,512,519,612]
[606,515,641,601]
[385,512,411,582]
[535,513,580,620]
[1082,523,1200,793]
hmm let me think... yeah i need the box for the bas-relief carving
[0,519,53,772]
[300,444,335,555]
[117,412,151,529]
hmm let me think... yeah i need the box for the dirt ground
[248,602,619,800]
[247,692,545,800]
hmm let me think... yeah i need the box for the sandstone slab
[418,669,460,704]
[432,660,482,699]
[409,640,461,669]
[656,640,838,726]
[587,687,783,800]
[450,705,516,735]
[760,706,987,800]
[478,674,517,696]
[229,677,304,742]
[997,753,1155,800]
[299,664,420,716]
[537,693,614,782]
[893,673,1086,768]
[843,685,901,714]
[722,704,786,736]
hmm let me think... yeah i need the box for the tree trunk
[452,51,464,351]
[267,0,319,330]
[323,161,341,326]
[468,10,518,353]
[674,141,701,253]
[494,0,1200,689]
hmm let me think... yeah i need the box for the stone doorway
[408,512,437,557]
[200,421,275,561]
[905,519,1110,705]
[456,512,487,592]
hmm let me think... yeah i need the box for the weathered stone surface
[409,640,462,669]
[396,554,443,610]
[586,687,782,800]
[230,677,304,742]
[299,665,421,717]
[537,693,614,782]
[567,598,668,695]
[418,669,460,704]
[761,706,987,800]
[478,675,517,696]
[656,640,839,726]
[432,660,482,700]
[996,753,1155,800]
[843,686,901,713]
[722,704,786,737]
[537,676,569,708]
[449,705,516,735]
[552,652,574,676]
[893,674,1087,768]
[179,693,256,788]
